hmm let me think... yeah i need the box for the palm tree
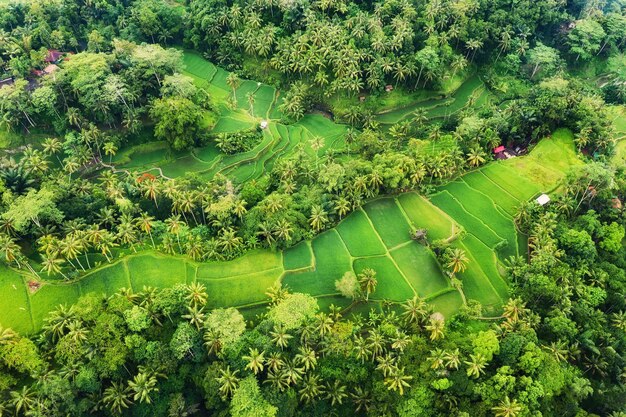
[325,380,348,406]
[183,305,206,330]
[40,254,68,279]
[492,396,523,417]
[103,382,133,415]
[243,348,265,375]
[401,295,428,327]
[103,142,118,163]
[375,354,396,376]
[141,179,160,209]
[315,312,334,339]
[186,282,208,308]
[299,374,324,404]
[502,298,527,323]
[309,205,328,232]
[61,233,86,271]
[351,386,372,413]
[444,348,461,370]
[295,345,317,371]
[353,336,372,363]
[465,353,488,378]
[309,136,325,168]
[246,91,255,116]
[0,233,22,269]
[164,215,185,253]
[466,146,486,167]
[218,227,244,254]
[358,268,378,301]
[96,230,117,262]
[446,248,469,275]
[42,137,63,163]
[129,372,159,404]
[428,348,447,370]
[216,366,240,398]
[10,386,36,415]
[137,213,156,249]
[426,315,445,341]
[270,325,293,350]
[334,196,350,218]
[226,73,240,102]
[265,369,290,391]
[384,366,412,395]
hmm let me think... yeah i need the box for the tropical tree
[358,268,378,301]
[243,348,265,375]
[128,372,159,404]
[103,382,133,415]
[492,396,523,417]
[216,366,240,398]
[384,366,412,395]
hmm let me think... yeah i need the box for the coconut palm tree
[446,248,469,274]
[273,219,293,243]
[0,233,22,269]
[315,312,334,339]
[444,348,461,370]
[265,369,290,391]
[165,215,185,253]
[466,146,486,167]
[226,73,240,102]
[117,219,138,252]
[218,227,243,255]
[216,366,240,398]
[351,386,372,412]
[137,213,156,249]
[141,179,160,209]
[334,196,350,218]
[103,142,118,164]
[375,354,397,376]
[246,91,255,116]
[465,353,488,378]
[42,137,63,163]
[10,386,36,415]
[128,372,159,404]
[270,325,293,350]
[103,382,133,415]
[299,374,324,405]
[309,205,328,232]
[243,348,265,375]
[384,366,412,395]
[401,295,428,327]
[428,348,447,370]
[358,268,378,301]
[492,396,523,417]
[96,230,117,262]
[40,254,68,279]
[426,315,445,341]
[295,345,317,371]
[325,380,348,406]
[186,282,208,308]
[60,233,86,271]
[353,335,371,363]
[180,298,204,326]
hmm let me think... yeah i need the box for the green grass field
[363,199,413,248]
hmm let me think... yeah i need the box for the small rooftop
[536,194,550,206]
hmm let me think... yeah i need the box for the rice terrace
[1,0,626,415]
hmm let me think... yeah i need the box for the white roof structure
[536,194,550,206]
[260,120,268,129]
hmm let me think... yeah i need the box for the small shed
[43,64,59,74]
[385,84,394,92]
[259,120,268,129]
[611,198,622,209]
[0,78,13,89]
[493,145,505,154]
[536,194,550,206]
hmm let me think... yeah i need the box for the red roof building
[493,145,505,154]
[45,49,63,63]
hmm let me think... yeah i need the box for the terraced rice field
[375,75,493,125]
[1,194,463,332]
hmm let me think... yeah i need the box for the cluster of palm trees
[210,292,448,411]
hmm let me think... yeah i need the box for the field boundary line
[477,170,522,202]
